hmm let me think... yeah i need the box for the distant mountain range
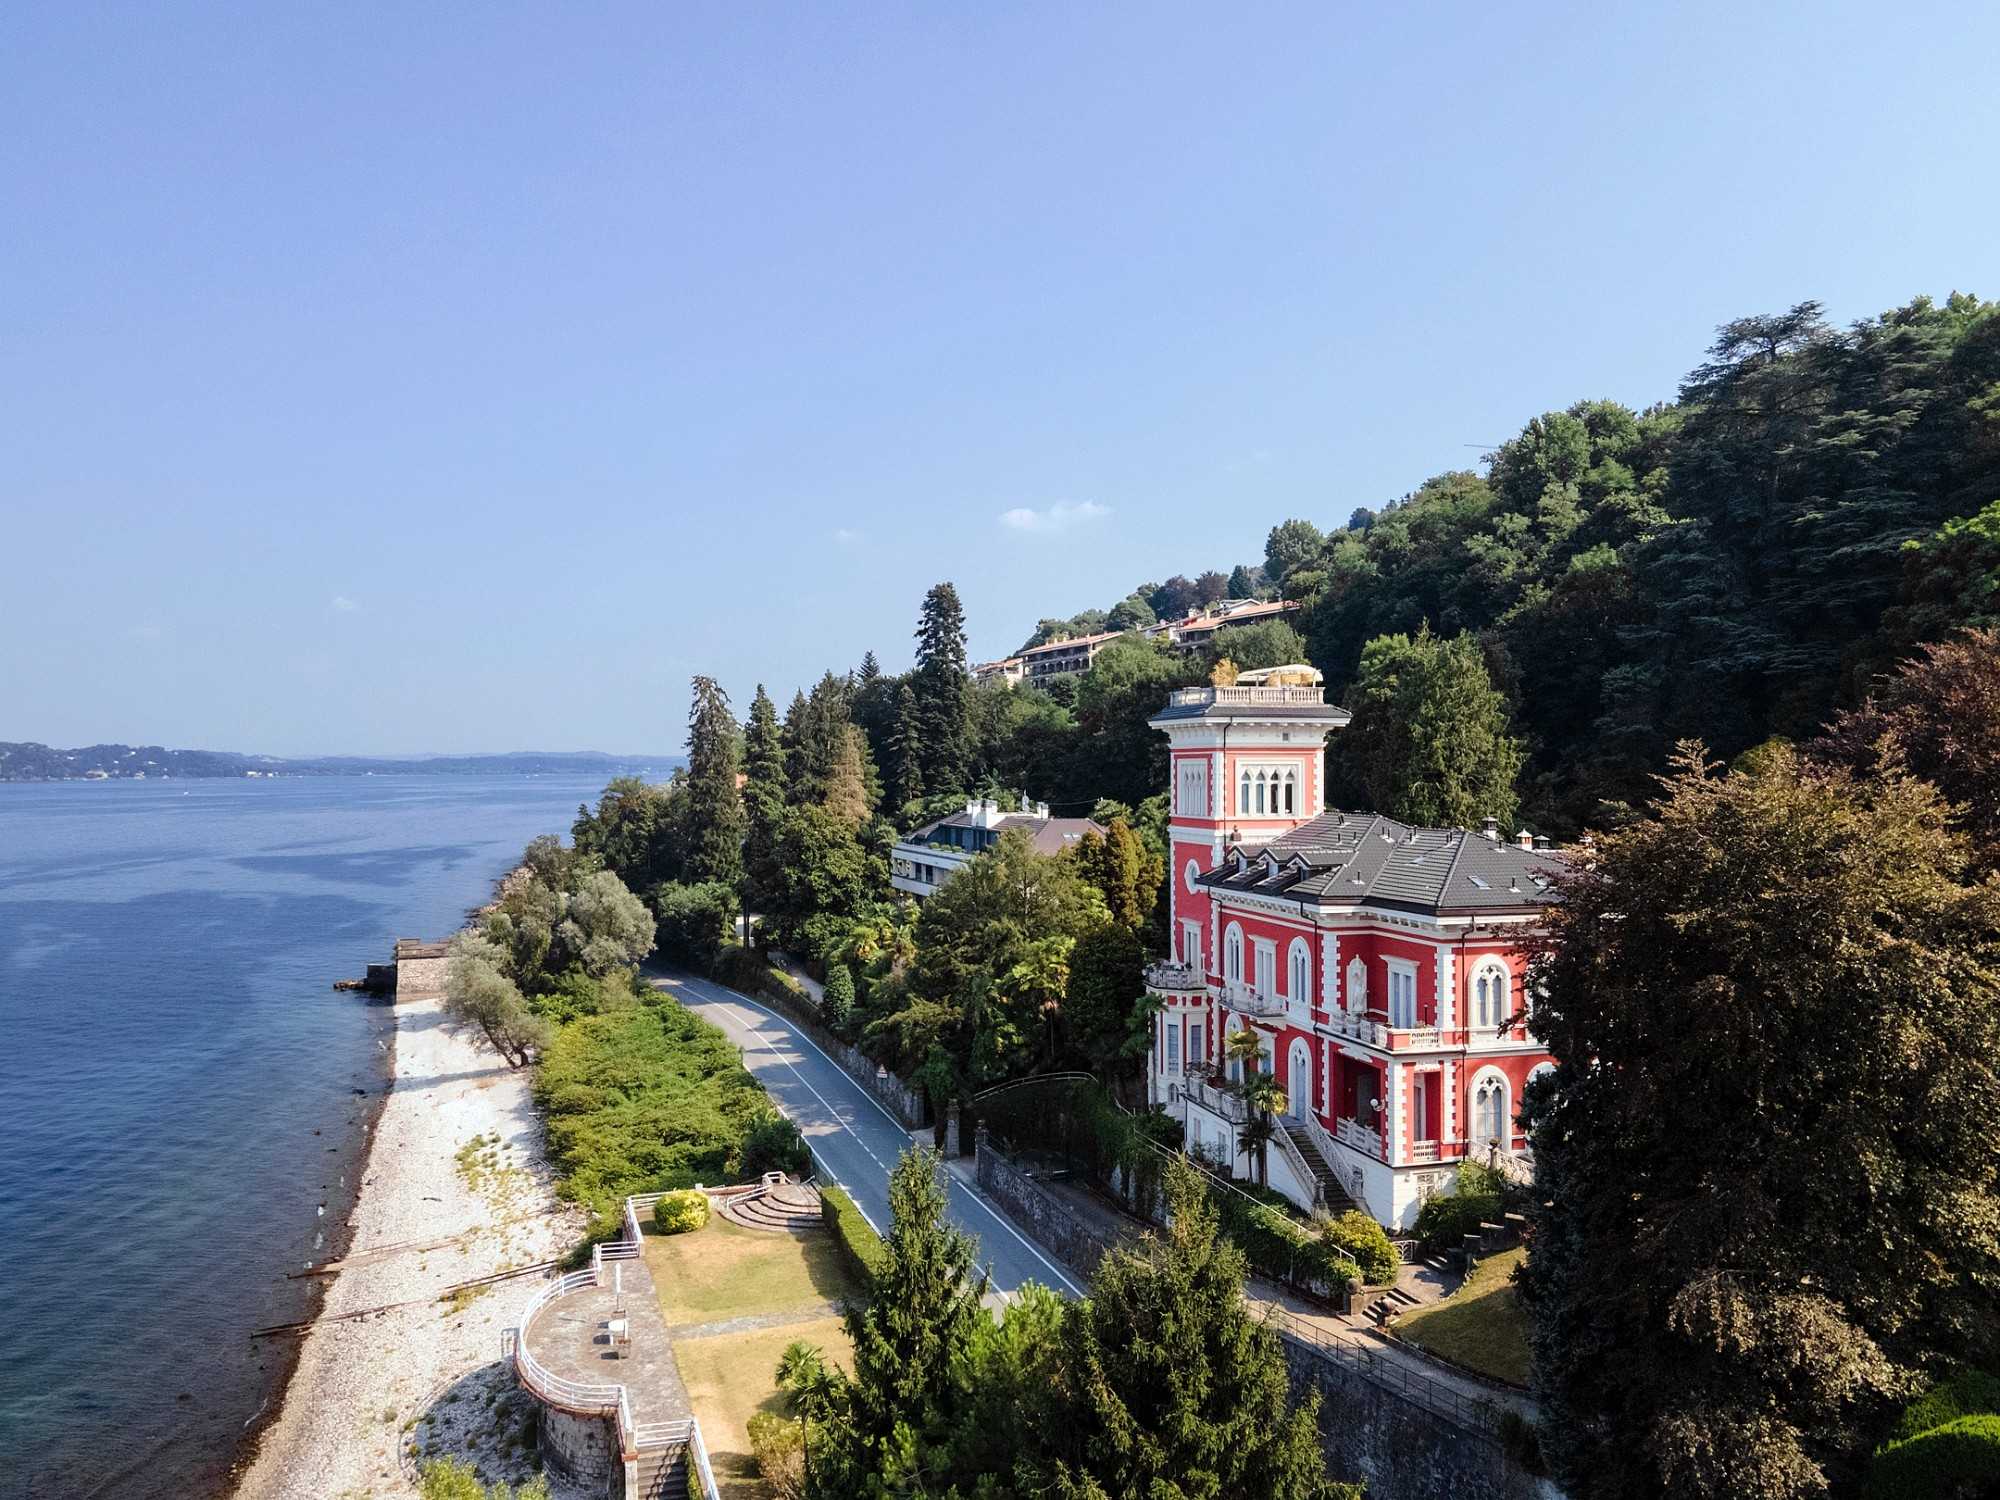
[0,743,683,782]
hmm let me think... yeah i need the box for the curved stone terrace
[506,1184,772,1498]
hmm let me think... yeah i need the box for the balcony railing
[1323,1011,1450,1051]
[1217,983,1286,1018]
[1143,960,1205,993]
[1167,684,1328,709]
[1325,1010,1387,1046]
[1333,1115,1384,1159]
[1177,1073,1251,1124]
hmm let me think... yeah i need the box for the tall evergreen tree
[1336,625,1523,829]
[1037,1157,1337,1498]
[823,723,872,830]
[885,681,926,812]
[742,684,790,922]
[912,582,971,797]
[1073,819,1164,932]
[815,1148,989,1494]
[676,675,745,889]
[1521,745,2000,1499]
[857,649,881,681]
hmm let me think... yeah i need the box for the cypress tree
[742,684,789,923]
[912,582,970,798]
[676,675,745,889]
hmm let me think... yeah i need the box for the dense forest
[1003,295,2000,833]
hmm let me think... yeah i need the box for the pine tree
[885,682,925,811]
[788,673,853,807]
[1521,745,2000,1499]
[823,723,871,830]
[742,685,790,924]
[676,675,745,890]
[912,582,970,798]
[815,1148,989,1493]
[1036,1157,1336,1498]
[820,963,854,1031]
[857,650,881,682]
[1072,819,1164,931]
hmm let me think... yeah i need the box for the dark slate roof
[1148,701,1351,725]
[1197,811,1563,915]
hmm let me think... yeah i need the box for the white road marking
[666,973,1086,1299]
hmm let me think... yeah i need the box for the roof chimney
[1481,816,1500,842]
[1516,829,1533,849]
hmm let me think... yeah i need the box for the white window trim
[1468,1066,1511,1152]
[1286,938,1313,1008]
[1386,956,1418,1030]
[1223,922,1245,985]
[1251,938,1277,998]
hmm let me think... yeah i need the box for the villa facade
[1144,670,1562,1231]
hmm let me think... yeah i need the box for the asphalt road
[656,969,1085,1300]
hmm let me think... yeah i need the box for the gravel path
[664,1299,844,1342]
[231,996,586,1500]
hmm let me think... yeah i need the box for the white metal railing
[1299,1108,1342,1176]
[1142,959,1204,992]
[1271,1122,1326,1212]
[1217,983,1285,1018]
[1178,1073,1251,1124]
[1325,1010,1387,1046]
[505,1188,734,1500]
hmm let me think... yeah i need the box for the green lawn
[673,1316,852,1500]
[642,1214,861,1325]
[1395,1246,1532,1387]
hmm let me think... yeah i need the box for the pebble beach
[232,995,585,1500]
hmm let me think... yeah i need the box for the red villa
[1144,666,1562,1230]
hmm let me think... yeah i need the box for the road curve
[653,969,1085,1300]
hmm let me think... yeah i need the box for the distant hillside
[0,743,683,782]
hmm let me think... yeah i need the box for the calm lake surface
[0,775,614,1499]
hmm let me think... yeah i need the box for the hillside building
[1143,669,1560,1230]
[891,797,1105,898]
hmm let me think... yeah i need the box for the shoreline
[217,996,396,1490]
[227,992,583,1500]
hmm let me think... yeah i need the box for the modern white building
[890,797,1105,897]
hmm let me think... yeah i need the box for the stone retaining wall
[749,975,931,1128]
[973,1129,1125,1279]
[1279,1337,1562,1500]
[539,1406,617,1489]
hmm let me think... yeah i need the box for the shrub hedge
[1321,1208,1400,1285]
[1411,1161,1506,1251]
[819,1183,885,1290]
[653,1188,710,1235]
[1866,1414,2000,1499]
[1211,1190,1359,1298]
[1887,1368,2000,1447]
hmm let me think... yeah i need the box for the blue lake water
[0,775,611,1499]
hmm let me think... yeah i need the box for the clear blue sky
[6,2,1995,755]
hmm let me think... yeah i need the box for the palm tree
[775,1340,836,1484]
[1223,1029,1285,1186]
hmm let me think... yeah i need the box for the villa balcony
[1165,684,1328,710]
[1333,1115,1384,1160]
[1176,1072,1251,1125]
[1217,983,1286,1019]
[1143,960,1206,995]
[1323,1011,1449,1052]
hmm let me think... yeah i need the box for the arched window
[1225,1015,1246,1082]
[1238,773,1250,815]
[1473,962,1510,1029]
[1254,771,1267,814]
[1223,924,1244,985]
[1471,1072,1509,1151]
[1287,1039,1312,1121]
[1282,769,1297,815]
[1288,940,1313,1008]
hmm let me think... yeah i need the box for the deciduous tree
[1521,744,2000,1500]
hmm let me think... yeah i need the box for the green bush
[743,1113,811,1178]
[1412,1161,1506,1251]
[819,1183,885,1289]
[1866,1413,2000,1500]
[418,1459,551,1500]
[536,998,773,1217]
[1321,1208,1400,1286]
[1889,1369,2000,1447]
[746,1410,805,1499]
[653,1188,710,1235]
[1212,1190,1359,1298]
[652,880,736,968]
[821,964,855,1031]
